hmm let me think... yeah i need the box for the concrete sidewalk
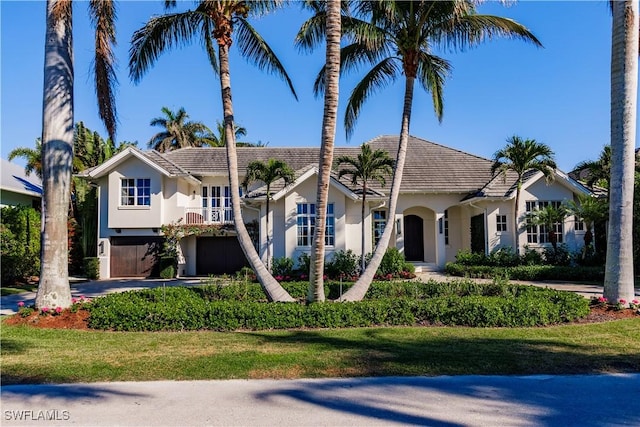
[2,374,639,426]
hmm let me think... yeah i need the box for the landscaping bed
[6,280,607,331]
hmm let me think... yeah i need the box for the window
[202,186,232,222]
[525,201,563,244]
[574,216,585,231]
[121,178,150,206]
[496,214,507,232]
[297,203,334,246]
[372,210,386,246]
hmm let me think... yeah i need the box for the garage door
[110,237,163,278]
[196,236,249,275]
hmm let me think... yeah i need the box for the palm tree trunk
[514,185,521,255]
[604,0,638,303]
[341,77,415,301]
[265,190,271,272]
[36,0,74,310]
[308,1,341,303]
[360,183,367,273]
[218,44,294,302]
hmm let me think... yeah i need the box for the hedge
[86,282,589,331]
[444,263,605,282]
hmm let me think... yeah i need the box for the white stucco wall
[107,158,163,228]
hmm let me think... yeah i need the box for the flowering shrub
[614,299,627,311]
[594,296,608,308]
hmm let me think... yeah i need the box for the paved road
[2,374,640,427]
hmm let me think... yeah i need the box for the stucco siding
[107,158,163,228]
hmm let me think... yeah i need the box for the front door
[403,215,424,261]
[470,214,486,254]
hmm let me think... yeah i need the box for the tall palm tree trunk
[37,0,74,310]
[513,185,521,255]
[265,189,271,272]
[360,183,367,273]
[308,1,341,302]
[218,44,294,303]
[341,77,415,301]
[604,0,638,303]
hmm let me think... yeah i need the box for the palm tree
[524,203,567,254]
[296,0,343,302]
[148,107,212,152]
[604,0,638,303]
[564,194,608,260]
[573,145,612,190]
[8,138,43,179]
[38,0,118,310]
[336,144,394,274]
[129,0,298,302]
[491,136,556,255]
[333,1,540,301]
[203,120,249,147]
[242,158,295,271]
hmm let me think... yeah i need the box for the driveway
[0,278,205,316]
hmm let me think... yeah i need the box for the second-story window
[121,178,150,206]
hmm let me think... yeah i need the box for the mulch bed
[4,305,639,331]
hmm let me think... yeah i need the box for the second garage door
[196,236,249,275]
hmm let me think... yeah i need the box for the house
[0,158,42,209]
[79,135,593,279]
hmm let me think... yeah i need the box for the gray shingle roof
[1,158,42,196]
[163,135,495,195]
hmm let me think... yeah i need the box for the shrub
[445,263,605,282]
[487,247,520,267]
[521,246,544,266]
[454,249,488,266]
[86,280,589,331]
[83,257,100,280]
[378,247,406,276]
[297,253,311,276]
[326,250,359,279]
[1,206,41,285]
[543,244,571,266]
[272,256,294,277]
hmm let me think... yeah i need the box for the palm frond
[89,0,118,141]
[415,52,451,121]
[234,18,298,100]
[344,57,401,139]
[202,20,219,75]
[129,11,207,83]
[437,14,542,52]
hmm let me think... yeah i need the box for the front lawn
[2,319,639,385]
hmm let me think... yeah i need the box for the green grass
[2,319,639,385]
[1,284,37,296]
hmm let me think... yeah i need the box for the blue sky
[1,1,634,172]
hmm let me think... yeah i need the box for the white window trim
[120,177,151,208]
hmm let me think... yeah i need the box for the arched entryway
[403,215,424,261]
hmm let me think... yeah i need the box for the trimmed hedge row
[87,283,589,331]
[444,263,605,282]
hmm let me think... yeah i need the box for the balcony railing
[184,207,233,225]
